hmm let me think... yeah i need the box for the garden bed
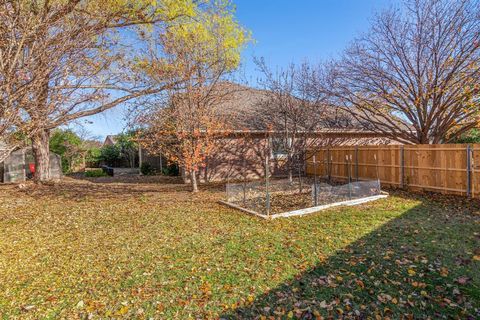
[221,178,387,219]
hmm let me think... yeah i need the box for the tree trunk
[31,129,51,183]
[190,169,199,193]
[287,154,294,183]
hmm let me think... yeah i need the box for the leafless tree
[328,0,480,144]
[253,58,337,182]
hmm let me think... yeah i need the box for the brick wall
[186,133,400,183]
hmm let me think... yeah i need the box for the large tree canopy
[329,0,480,144]
[0,0,248,181]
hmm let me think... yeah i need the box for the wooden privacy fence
[306,144,480,197]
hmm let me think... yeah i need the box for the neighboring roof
[103,135,118,146]
[84,140,102,149]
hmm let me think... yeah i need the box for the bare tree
[0,1,213,182]
[253,58,332,182]
[329,0,480,144]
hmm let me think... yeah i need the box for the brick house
[138,83,399,183]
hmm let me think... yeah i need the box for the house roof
[213,82,380,132]
[103,135,118,146]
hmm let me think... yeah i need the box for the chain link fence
[225,177,382,217]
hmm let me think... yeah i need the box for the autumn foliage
[139,84,235,192]
[135,0,249,192]
[0,0,247,182]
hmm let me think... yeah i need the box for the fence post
[313,154,318,206]
[467,145,472,197]
[472,148,476,198]
[265,155,270,216]
[347,155,352,200]
[243,157,247,206]
[400,146,405,189]
[327,148,331,182]
[298,153,303,193]
[226,158,230,185]
[355,146,359,181]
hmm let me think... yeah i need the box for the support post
[265,155,270,216]
[327,148,331,182]
[243,158,247,206]
[472,148,476,198]
[467,145,472,197]
[400,146,405,189]
[297,154,303,193]
[227,158,230,185]
[355,147,359,181]
[347,155,352,200]
[313,154,318,206]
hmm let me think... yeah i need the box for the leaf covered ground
[0,176,479,319]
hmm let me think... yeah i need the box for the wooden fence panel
[402,145,467,195]
[306,144,480,197]
[471,146,480,198]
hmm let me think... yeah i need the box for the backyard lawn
[0,177,479,319]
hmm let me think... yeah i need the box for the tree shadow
[9,176,225,201]
[222,193,480,319]
[67,173,183,185]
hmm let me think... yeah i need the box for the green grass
[84,169,108,178]
[0,177,478,319]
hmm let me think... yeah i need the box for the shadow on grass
[223,194,480,319]
[67,173,183,185]
[8,176,227,201]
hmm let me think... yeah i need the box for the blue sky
[80,0,393,141]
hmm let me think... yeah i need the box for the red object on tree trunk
[29,163,36,175]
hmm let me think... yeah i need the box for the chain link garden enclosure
[220,154,387,219]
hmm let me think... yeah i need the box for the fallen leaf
[439,267,449,277]
[456,276,470,285]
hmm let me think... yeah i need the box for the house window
[271,137,290,158]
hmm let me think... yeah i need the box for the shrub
[140,163,155,176]
[162,163,179,176]
[99,145,121,167]
[86,147,102,168]
[455,128,480,144]
[85,169,108,178]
